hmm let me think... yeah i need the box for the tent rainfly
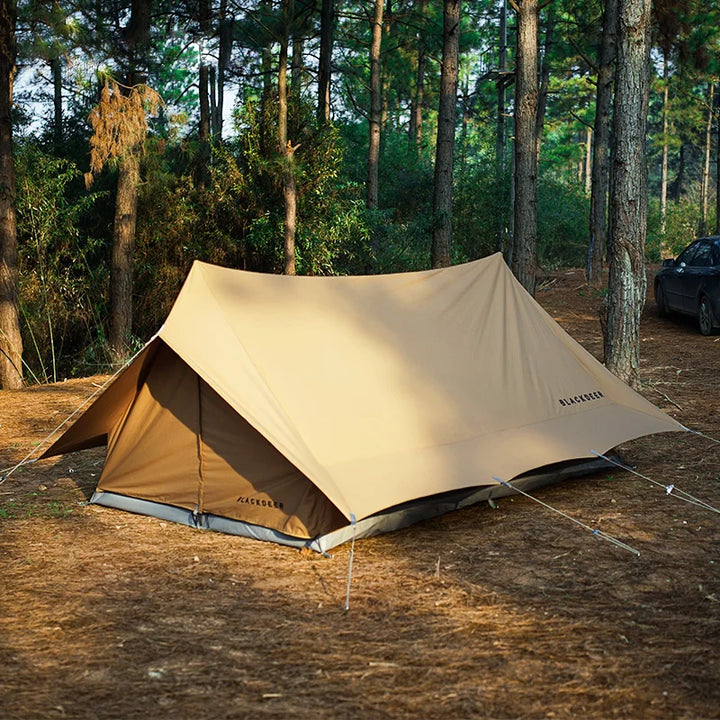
[43,254,683,552]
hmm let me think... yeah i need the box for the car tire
[698,296,714,336]
[655,283,669,317]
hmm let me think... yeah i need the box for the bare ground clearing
[1,268,719,720]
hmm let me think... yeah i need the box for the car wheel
[698,296,714,336]
[655,283,669,317]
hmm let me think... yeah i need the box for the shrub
[15,144,109,381]
[537,177,590,268]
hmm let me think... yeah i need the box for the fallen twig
[648,383,683,411]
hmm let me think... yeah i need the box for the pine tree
[0,0,21,389]
[603,0,652,388]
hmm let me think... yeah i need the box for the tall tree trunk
[209,65,218,136]
[109,154,140,361]
[659,53,669,238]
[510,0,538,295]
[199,63,210,133]
[198,63,211,186]
[458,76,469,168]
[0,0,21,389]
[587,0,617,285]
[127,0,151,85]
[108,0,151,364]
[292,7,309,89]
[534,3,553,163]
[282,163,297,275]
[291,30,302,90]
[216,0,233,139]
[495,0,508,252]
[198,0,211,185]
[715,84,720,235]
[380,0,393,133]
[279,0,296,275]
[261,0,273,99]
[52,56,62,148]
[669,143,685,200]
[431,0,460,269]
[409,0,426,148]
[584,126,592,194]
[366,0,384,212]
[317,0,335,123]
[699,83,714,237]
[603,0,652,388]
[508,135,516,258]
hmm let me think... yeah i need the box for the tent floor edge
[90,455,616,554]
[314,454,618,552]
[91,491,316,549]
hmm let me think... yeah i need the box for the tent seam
[196,374,206,515]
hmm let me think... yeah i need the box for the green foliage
[453,164,508,263]
[536,178,590,268]
[370,209,433,273]
[339,128,437,272]
[646,189,715,262]
[380,131,435,217]
[15,144,110,382]
[132,95,374,340]
[7,0,720,386]
[228,92,371,275]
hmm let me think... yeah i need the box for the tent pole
[344,514,357,611]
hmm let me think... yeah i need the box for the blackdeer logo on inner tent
[237,496,285,510]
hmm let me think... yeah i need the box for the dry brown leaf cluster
[84,80,162,188]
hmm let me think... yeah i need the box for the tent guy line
[590,451,720,516]
[0,331,161,486]
[492,476,641,556]
[682,425,720,446]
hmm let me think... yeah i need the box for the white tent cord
[0,458,37,476]
[0,335,158,486]
[680,425,720,446]
[492,476,641,556]
[590,450,720,515]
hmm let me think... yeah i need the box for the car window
[712,240,720,267]
[691,242,713,267]
[677,243,699,266]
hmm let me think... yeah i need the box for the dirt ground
[1,267,719,720]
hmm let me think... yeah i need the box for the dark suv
[654,236,720,335]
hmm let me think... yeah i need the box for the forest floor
[1,266,719,720]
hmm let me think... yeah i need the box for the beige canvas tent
[43,253,683,552]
